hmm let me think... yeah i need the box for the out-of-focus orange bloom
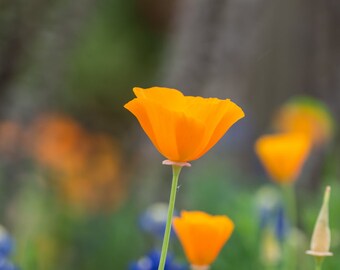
[0,121,22,159]
[58,134,126,212]
[27,113,126,213]
[173,211,234,267]
[255,133,312,184]
[273,97,334,146]
[124,87,244,163]
[29,114,90,173]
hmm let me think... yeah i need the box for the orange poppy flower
[273,97,334,146]
[28,114,89,173]
[255,133,312,184]
[57,134,126,213]
[124,87,244,163]
[0,121,22,159]
[173,211,234,267]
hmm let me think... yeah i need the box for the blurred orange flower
[124,87,244,163]
[28,114,89,173]
[273,97,334,146]
[0,121,22,159]
[28,114,126,212]
[58,134,126,212]
[173,211,234,267]
[255,133,312,184]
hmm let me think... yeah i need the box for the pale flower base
[306,250,333,257]
[191,265,210,270]
[162,160,191,167]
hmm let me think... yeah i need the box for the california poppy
[29,114,89,173]
[255,133,311,184]
[124,87,244,163]
[273,97,334,146]
[173,211,234,267]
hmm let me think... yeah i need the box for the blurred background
[0,0,339,269]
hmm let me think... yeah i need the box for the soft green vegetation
[2,157,338,269]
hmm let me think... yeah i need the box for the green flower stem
[315,257,324,270]
[158,165,182,270]
[281,183,297,227]
[281,183,297,270]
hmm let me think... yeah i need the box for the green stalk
[281,183,297,227]
[158,165,182,270]
[281,183,297,270]
[315,257,324,270]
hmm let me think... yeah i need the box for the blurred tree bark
[162,0,340,181]
[0,0,96,121]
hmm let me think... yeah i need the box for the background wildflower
[260,228,281,267]
[273,97,335,147]
[255,133,312,184]
[129,250,187,270]
[28,114,89,174]
[56,133,126,213]
[0,121,22,161]
[139,203,178,239]
[0,226,18,270]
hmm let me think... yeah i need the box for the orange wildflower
[255,133,312,184]
[124,87,244,163]
[273,97,334,146]
[28,114,89,173]
[57,134,126,213]
[173,211,234,267]
[0,121,22,159]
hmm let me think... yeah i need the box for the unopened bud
[306,186,333,257]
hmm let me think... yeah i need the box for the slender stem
[158,165,182,270]
[281,183,297,227]
[280,183,297,270]
[315,257,324,270]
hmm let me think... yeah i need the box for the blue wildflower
[256,186,280,228]
[139,203,178,238]
[0,227,14,258]
[129,250,187,270]
[255,186,289,242]
[0,257,17,270]
[0,227,18,270]
[275,206,288,242]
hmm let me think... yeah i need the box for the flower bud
[306,186,333,257]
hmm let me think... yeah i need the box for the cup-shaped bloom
[173,211,234,267]
[306,186,332,257]
[124,87,244,163]
[255,133,312,184]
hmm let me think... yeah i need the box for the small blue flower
[0,257,18,270]
[0,227,14,258]
[139,203,178,238]
[129,250,187,270]
[255,186,289,243]
[0,226,18,270]
[275,206,288,242]
[255,186,280,228]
